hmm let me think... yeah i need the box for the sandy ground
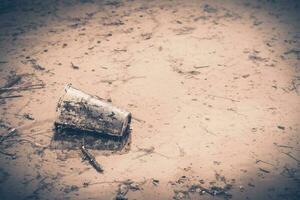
[0,0,300,199]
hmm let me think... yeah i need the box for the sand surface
[0,0,300,199]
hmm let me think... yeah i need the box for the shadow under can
[50,124,131,151]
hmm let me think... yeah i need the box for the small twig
[2,75,22,88]
[81,145,103,173]
[0,128,17,144]
[26,129,52,137]
[71,62,79,69]
[207,94,240,102]
[121,76,146,83]
[114,49,127,52]
[0,83,45,92]
[155,152,171,159]
[100,79,117,84]
[281,151,300,163]
[176,143,185,157]
[255,159,275,166]
[85,180,124,187]
[4,138,47,148]
[274,143,300,151]
[193,65,210,69]
[133,146,155,159]
[274,142,293,149]
[0,95,23,99]
[0,149,16,157]
[132,116,145,123]
[134,146,170,159]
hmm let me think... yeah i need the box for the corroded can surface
[55,84,131,137]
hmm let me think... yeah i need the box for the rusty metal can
[55,84,131,137]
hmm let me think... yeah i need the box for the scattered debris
[152,179,159,186]
[0,73,22,99]
[242,74,250,78]
[105,0,122,6]
[115,180,143,200]
[64,185,79,193]
[173,26,195,35]
[253,18,263,26]
[115,194,128,200]
[1,73,22,89]
[170,60,201,77]
[141,33,152,40]
[288,76,300,95]
[176,176,189,184]
[186,183,232,199]
[171,173,234,200]
[103,19,124,26]
[173,190,190,200]
[239,185,245,192]
[203,4,218,13]
[23,113,34,120]
[28,59,45,70]
[71,62,79,69]
[248,183,255,187]
[128,182,140,191]
[134,146,155,159]
[1,2,299,200]
[248,51,268,63]
[213,161,221,165]
[0,128,17,144]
